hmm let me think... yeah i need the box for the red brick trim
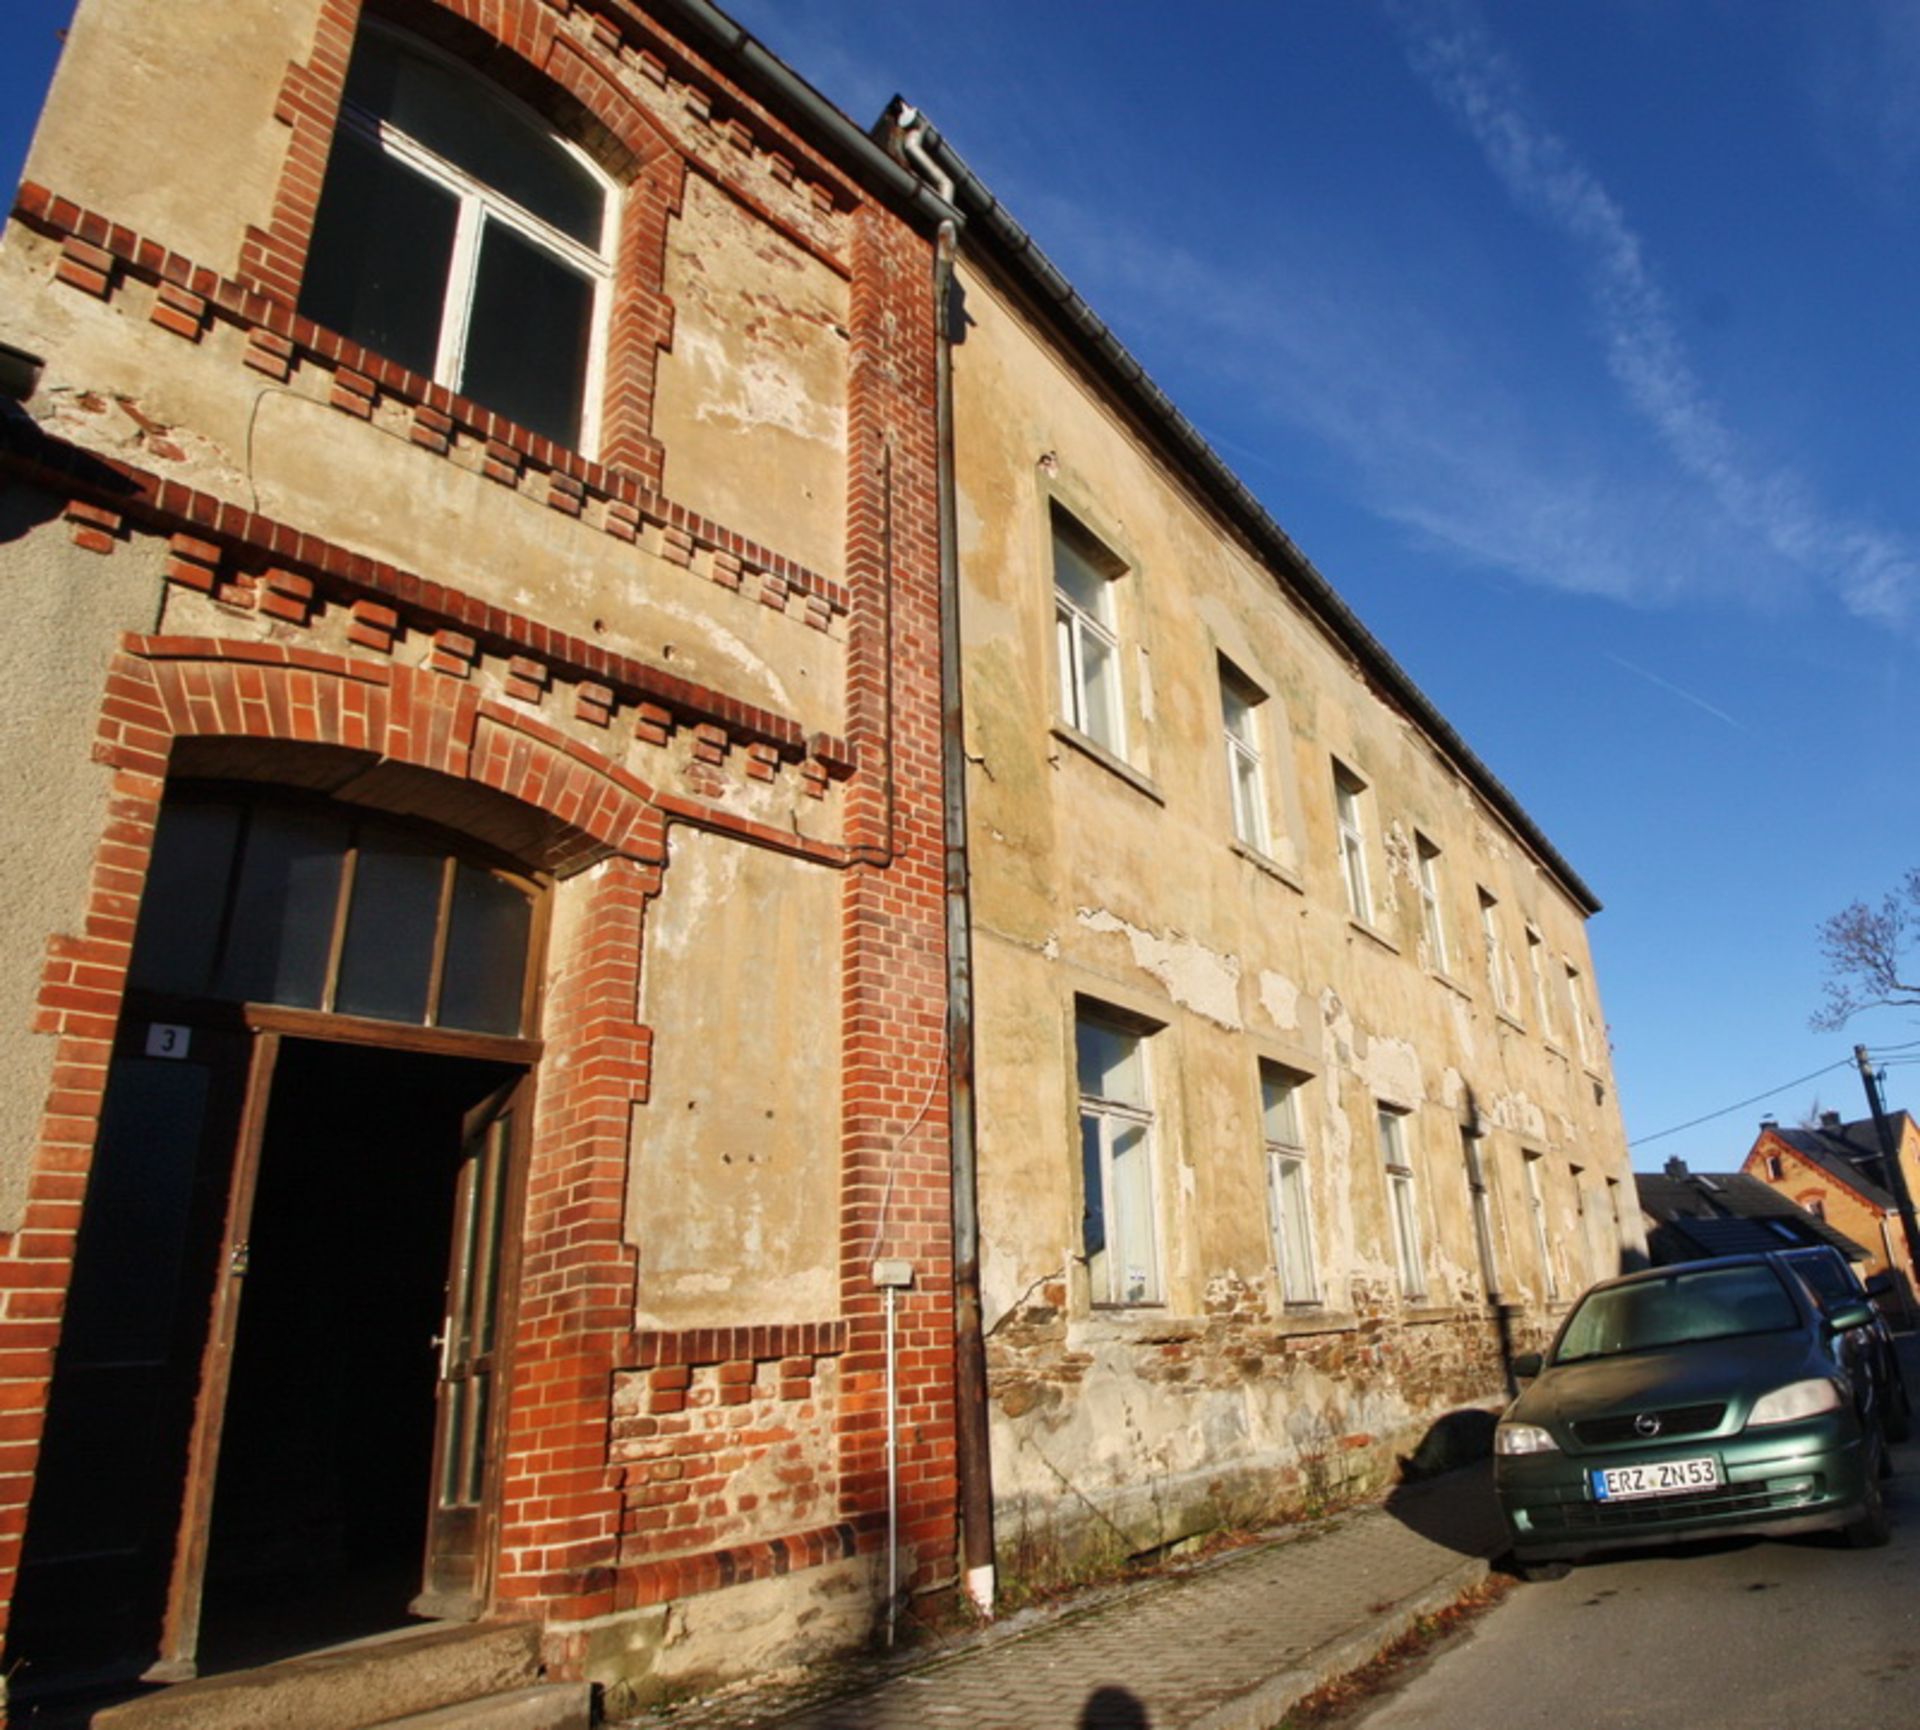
[11,185,849,621]
[0,418,852,783]
[628,1322,848,1370]
[616,1521,861,1610]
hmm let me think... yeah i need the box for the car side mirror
[1512,1351,1543,1380]
[1826,1302,1873,1333]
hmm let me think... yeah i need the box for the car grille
[1570,1402,1727,1447]
[1526,1478,1825,1534]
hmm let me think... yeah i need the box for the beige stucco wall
[953,255,1640,1564]
[653,172,850,578]
[629,829,843,1329]
[24,0,309,277]
[0,497,161,1230]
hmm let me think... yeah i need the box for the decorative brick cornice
[625,1321,848,1370]
[12,184,850,623]
[0,417,856,796]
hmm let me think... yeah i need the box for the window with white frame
[1415,835,1449,974]
[1076,1004,1160,1305]
[1764,1154,1783,1181]
[1565,963,1600,1065]
[1377,1105,1425,1300]
[1334,764,1373,924]
[1261,1063,1317,1305]
[1463,1133,1499,1299]
[1219,660,1271,854]
[1052,510,1126,756]
[1527,928,1558,1041]
[300,23,616,451]
[1524,1151,1557,1300]
[1479,889,1509,1014]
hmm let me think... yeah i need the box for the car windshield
[1554,1265,1799,1364]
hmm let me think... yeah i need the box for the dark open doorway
[195,1038,518,1673]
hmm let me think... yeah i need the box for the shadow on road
[1382,1421,1511,1561]
[1079,1683,1151,1727]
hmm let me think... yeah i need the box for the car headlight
[1748,1378,1844,1427]
[1495,1421,1558,1456]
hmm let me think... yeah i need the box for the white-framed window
[1764,1154,1783,1181]
[1479,888,1509,1014]
[1334,764,1373,924]
[1415,834,1449,974]
[1261,1063,1317,1305]
[1377,1105,1425,1300]
[1524,1151,1557,1300]
[1464,1133,1499,1299]
[1076,1004,1160,1305]
[1565,963,1600,1065]
[1527,928,1558,1041]
[1220,660,1271,854]
[1053,510,1126,756]
[300,22,617,451]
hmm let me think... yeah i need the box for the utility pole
[1854,1044,1920,1318]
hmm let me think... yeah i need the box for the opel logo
[1633,1412,1663,1438]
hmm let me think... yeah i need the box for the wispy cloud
[1390,0,1920,629]
[1601,653,1746,732]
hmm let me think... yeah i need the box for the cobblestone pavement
[614,1463,1509,1730]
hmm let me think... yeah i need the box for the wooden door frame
[147,1007,542,1680]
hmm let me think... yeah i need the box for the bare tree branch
[1812,869,1920,1030]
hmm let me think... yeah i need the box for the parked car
[1495,1254,1892,1577]
[1774,1243,1911,1443]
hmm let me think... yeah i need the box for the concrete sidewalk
[613,1464,1510,1730]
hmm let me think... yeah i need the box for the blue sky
[7,0,1920,1169]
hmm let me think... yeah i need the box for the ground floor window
[1077,1005,1161,1306]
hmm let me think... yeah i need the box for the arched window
[127,788,541,1036]
[299,23,615,451]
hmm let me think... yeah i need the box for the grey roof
[1636,1169,1868,1264]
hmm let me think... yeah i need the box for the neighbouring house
[0,0,958,1717]
[0,0,1644,1720]
[1637,1158,1871,1266]
[875,111,1642,1581]
[1742,1113,1920,1301]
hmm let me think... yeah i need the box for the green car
[1496,1254,1892,1575]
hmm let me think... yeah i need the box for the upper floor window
[1219,659,1271,854]
[1479,888,1510,1014]
[1565,963,1600,1065]
[1052,509,1127,756]
[1261,1063,1317,1305]
[300,24,615,451]
[1333,764,1372,924]
[1527,927,1558,1041]
[1415,834,1449,974]
[1076,1004,1161,1305]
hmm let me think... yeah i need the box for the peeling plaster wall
[653,173,850,577]
[631,830,842,1328]
[954,253,1640,1573]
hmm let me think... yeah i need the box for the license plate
[1591,1456,1721,1501]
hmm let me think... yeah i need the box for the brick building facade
[0,0,955,1715]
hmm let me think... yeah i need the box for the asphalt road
[1352,1430,1920,1729]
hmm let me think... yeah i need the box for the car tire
[1885,1368,1912,1446]
[1846,1440,1893,1549]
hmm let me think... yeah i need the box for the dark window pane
[439,864,532,1034]
[215,806,348,1008]
[127,799,243,997]
[334,834,443,1024]
[298,127,457,379]
[347,30,604,245]
[461,221,592,448]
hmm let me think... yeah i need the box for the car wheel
[1885,1367,1912,1445]
[1846,1440,1893,1549]
[1506,1553,1573,1582]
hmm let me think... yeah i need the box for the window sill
[1428,968,1473,1001]
[1494,1009,1527,1035]
[1231,840,1304,892]
[1050,724,1165,805]
[1347,917,1400,957]
[1276,1306,1356,1336]
[1400,1303,1460,1324]
[1072,1309,1200,1347]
